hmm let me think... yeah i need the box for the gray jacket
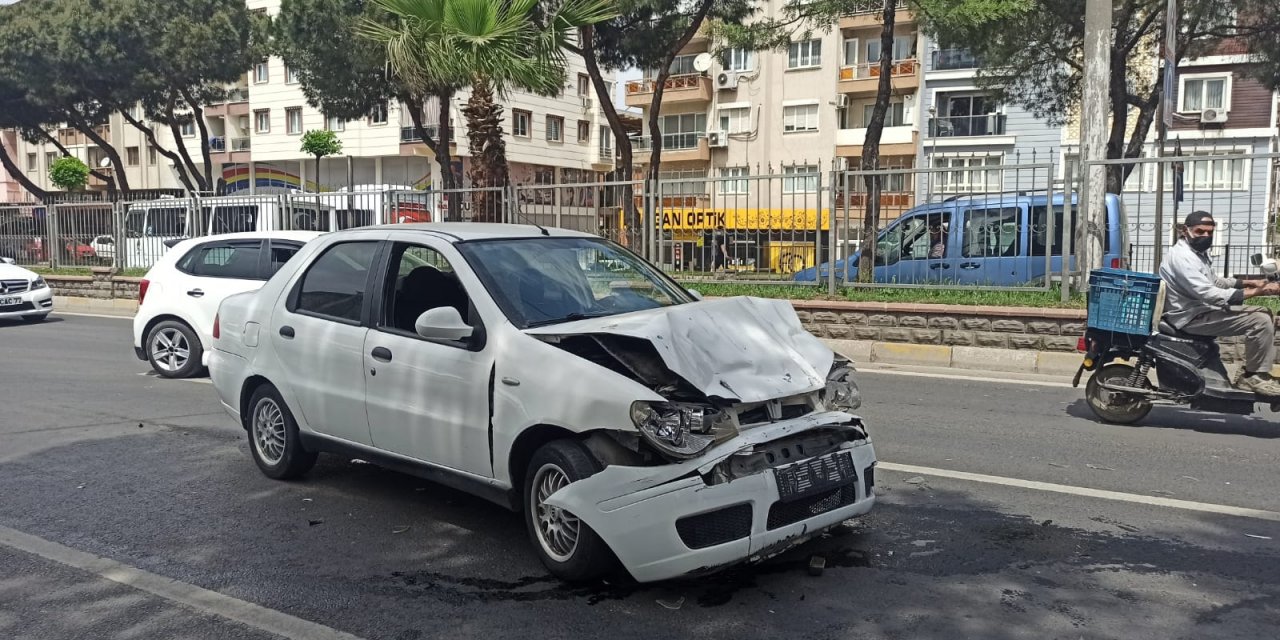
[1159,240,1241,328]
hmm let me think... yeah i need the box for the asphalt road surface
[2,313,1278,640]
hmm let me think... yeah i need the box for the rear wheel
[1086,363,1154,424]
[146,320,204,379]
[246,384,317,480]
[523,440,614,583]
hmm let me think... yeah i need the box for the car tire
[245,384,318,480]
[523,440,615,583]
[146,320,205,379]
[21,314,48,323]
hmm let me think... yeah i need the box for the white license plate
[0,296,20,306]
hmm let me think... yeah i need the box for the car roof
[173,230,324,248]
[368,223,598,242]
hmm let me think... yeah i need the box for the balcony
[834,125,917,157]
[631,133,710,163]
[930,48,982,72]
[206,87,251,118]
[928,114,1007,138]
[624,74,713,109]
[838,0,914,29]
[838,60,920,96]
[231,137,251,151]
[209,137,227,152]
[593,141,615,169]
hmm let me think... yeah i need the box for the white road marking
[0,524,366,640]
[53,311,133,320]
[859,367,1078,389]
[879,461,1280,523]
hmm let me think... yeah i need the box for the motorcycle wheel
[1085,363,1154,425]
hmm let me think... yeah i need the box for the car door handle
[371,346,393,363]
[929,263,951,270]
[960,263,981,270]
[279,325,295,339]
[187,289,204,298]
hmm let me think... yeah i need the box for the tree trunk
[0,141,48,201]
[180,88,215,190]
[857,0,897,283]
[119,110,197,193]
[405,91,461,219]
[462,78,506,223]
[1104,48,1131,195]
[645,0,717,206]
[582,26,637,240]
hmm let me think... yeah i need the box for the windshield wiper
[525,312,615,329]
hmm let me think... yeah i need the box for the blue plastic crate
[1087,268,1162,335]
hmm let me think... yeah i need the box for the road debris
[1047,462,1069,468]
[1244,534,1272,540]
[1180,476,1200,482]
[1085,464,1115,471]
[909,549,941,559]
[808,555,826,576]
[656,596,684,610]
[308,519,323,526]
[904,476,925,485]
[393,526,411,534]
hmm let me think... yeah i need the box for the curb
[53,296,138,317]
[823,338,1082,376]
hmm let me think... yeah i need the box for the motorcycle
[1074,254,1280,424]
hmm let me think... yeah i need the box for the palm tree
[363,0,617,222]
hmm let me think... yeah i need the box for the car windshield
[458,237,693,329]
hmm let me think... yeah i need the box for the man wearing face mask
[1160,211,1280,395]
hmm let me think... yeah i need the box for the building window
[656,113,707,149]
[180,121,196,137]
[547,115,564,142]
[286,66,300,85]
[722,47,753,72]
[44,152,56,169]
[512,110,531,138]
[665,54,699,76]
[782,165,819,194]
[719,106,750,134]
[1158,151,1250,191]
[577,73,590,96]
[868,36,916,63]
[934,155,1003,193]
[326,115,345,132]
[783,104,819,133]
[255,109,271,134]
[126,146,140,166]
[577,120,590,143]
[659,168,706,196]
[1179,74,1230,113]
[598,125,612,155]
[26,153,37,172]
[719,167,749,195]
[147,145,158,165]
[788,39,822,69]
[862,102,906,128]
[286,108,303,135]
[369,102,388,125]
[254,59,269,84]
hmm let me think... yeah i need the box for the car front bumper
[0,286,53,320]
[544,413,876,583]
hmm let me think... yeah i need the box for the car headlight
[30,276,47,291]
[630,401,719,459]
[824,365,862,412]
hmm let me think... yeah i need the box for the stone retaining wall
[47,269,142,301]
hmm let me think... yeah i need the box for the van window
[212,206,260,234]
[1030,205,1113,256]
[286,206,332,232]
[148,208,188,237]
[963,207,1021,258]
[876,213,949,265]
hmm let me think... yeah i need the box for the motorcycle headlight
[630,402,718,459]
[824,365,862,412]
[30,276,47,291]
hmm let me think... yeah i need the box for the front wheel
[523,440,615,583]
[1086,363,1154,424]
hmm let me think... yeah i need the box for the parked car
[794,192,1128,285]
[132,231,323,378]
[0,257,53,322]
[209,224,876,583]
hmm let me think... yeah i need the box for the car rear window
[177,240,263,280]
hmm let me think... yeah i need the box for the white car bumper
[208,348,247,425]
[0,285,53,320]
[545,413,877,583]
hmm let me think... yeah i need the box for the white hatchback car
[132,231,322,378]
[209,224,875,583]
[0,258,53,322]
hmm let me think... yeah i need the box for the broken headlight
[823,364,862,412]
[629,402,720,459]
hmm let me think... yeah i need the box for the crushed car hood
[525,296,833,403]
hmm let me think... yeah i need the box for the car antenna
[508,200,550,236]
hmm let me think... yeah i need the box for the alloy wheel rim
[253,399,287,466]
[151,328,190,372]
[530,463,579,562]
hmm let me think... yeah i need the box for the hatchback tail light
[212,313,220,340]
[1077,337,1087,352]
[138,279,150,305]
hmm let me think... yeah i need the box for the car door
[363,239,495,477]
[954,205,1028,285]
[270,239,381,445]
[171,239,266,342]
[873,215,929,283]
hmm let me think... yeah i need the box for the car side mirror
[687,288,703,300]
[415,307,473,342]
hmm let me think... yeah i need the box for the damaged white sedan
[208,224,875,583]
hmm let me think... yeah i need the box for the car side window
[294,241,379,323]
[176,240,263,280]
[268,241,304,275]
[381,243,473,339]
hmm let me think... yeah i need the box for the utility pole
[1153,0,1177,271]
[1080,0,1113,279]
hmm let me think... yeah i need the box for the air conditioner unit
[1200,108,1228,124]
[715,72,740,90]
[580,95,593,110]
[834,95,850,109]
[707,130,728,148]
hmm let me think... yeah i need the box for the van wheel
[246,384,317,480]
[146,320,205,379]
[523,440,615,583]
[1086,364,1153,424]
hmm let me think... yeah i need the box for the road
[1,314,1278,640]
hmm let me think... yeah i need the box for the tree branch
[180,88,214,191]
[646,0,716,183]
[0,139,48,201]
[119,110,197,193]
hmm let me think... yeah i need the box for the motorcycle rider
[1160,211,1280,395]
